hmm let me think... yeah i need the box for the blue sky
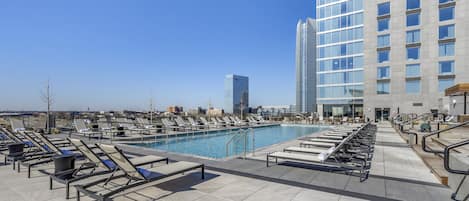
[0,0,315,111]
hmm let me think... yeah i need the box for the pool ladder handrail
[225,129,255,158]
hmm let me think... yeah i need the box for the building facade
[363,0,469,121]
[316,0,365,118]
[296,18,317,114]
[224,74,249,114]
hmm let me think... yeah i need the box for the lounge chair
[200,117,216,128]
[74,119,103,140]
[267,123,375,181]
[162,118,180,132]
[75,144,204,201]
[17,131,73,178]
[211,117,225,128]
[116,118,150,135]
[188,117,207,130]
[49,138,168,199]
[216,117,228,127]
[175,116,193,131]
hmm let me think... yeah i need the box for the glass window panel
[377,81,390,94]
[378,18,390,32]
[407,13,420,27]
[440,6,455,21]
[439,78,455,92]
[406,80,420,94]
[377,66,390,79]
[406,64,420,77]
[378,2,390,16]
[377,34,390,48]
[406,30,420,44]
[407,47,420,60]
[439,0,454,3]
[439,61,454,74]
[439,24,455,39]
[407,0,420,10]
[439,42,455,57]
[378,50,390,63]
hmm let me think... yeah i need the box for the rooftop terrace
[0,122,458,201]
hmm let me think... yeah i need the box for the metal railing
[225,128,255,158]
[443,139,469,201]
[422,121,469,154]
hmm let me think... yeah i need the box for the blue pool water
[130,125,324,159]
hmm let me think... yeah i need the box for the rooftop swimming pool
[129,125,325,159]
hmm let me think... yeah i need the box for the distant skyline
[0,0,315,111]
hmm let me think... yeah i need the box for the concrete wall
[363,0,469,121]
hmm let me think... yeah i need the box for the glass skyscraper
[296,18,317,113]
[316,0,364,118]
[224,74,249,114]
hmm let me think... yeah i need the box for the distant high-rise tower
[296,18,317,113]
[225,74,249,114]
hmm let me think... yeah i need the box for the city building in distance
[363,0,469,121]
[316,0,364,118]
[224,74,249,115]
[296,18,317,114]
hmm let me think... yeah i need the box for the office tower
[225,74,249,114]
[363,0,469,121]
[296,18,317,113]
[316,0,364,118]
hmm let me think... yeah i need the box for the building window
[439,42,455,57]
[377,34,390,48]
[406,30,420,44]
[377,81,390,94]
[378,2,390,16]
[378,18,390,32]
[377,66,390,79]
[407,0,420,10]
[407,47,420,60]
[407,13,420,27]
[406,80,420,94]
[439,61,455,75]
[439,78,454,92]
[439,24,455,40]
[439,0,454,3]
[406,64,420,77]
[440,6,455,21]
[378,50,390,63]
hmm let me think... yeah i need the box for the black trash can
[53,155,75,174]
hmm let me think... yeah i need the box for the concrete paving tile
[279,167,320,184]
[243,183,302,201]
[309,172,351,190]
[194,194,233,201]
[385,180,434,201]
[209,181,268,201]
[292,189,340,201]
[345,177,386,197]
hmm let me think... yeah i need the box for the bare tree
[41,79,54,133]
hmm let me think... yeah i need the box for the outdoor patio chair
[75,144,204,201]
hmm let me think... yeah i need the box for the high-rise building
[316,0,365,118]
[363,0,469,121]
[224,74,249,114]
[296,18,317,114]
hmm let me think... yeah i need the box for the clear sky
[0,0,315,111]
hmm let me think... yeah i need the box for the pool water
[130,125,324,159]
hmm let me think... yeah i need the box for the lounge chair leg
[201,166,205,179]
[49,177,53,190]
[166,158,169,164]
[17,162,20,173]
[66,182,70,199]
[266,155,269,167]
[76,190,80,201]
[28,166,31,178]
[12,159,15,170]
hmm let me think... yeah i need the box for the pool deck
[0,122,455,201]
